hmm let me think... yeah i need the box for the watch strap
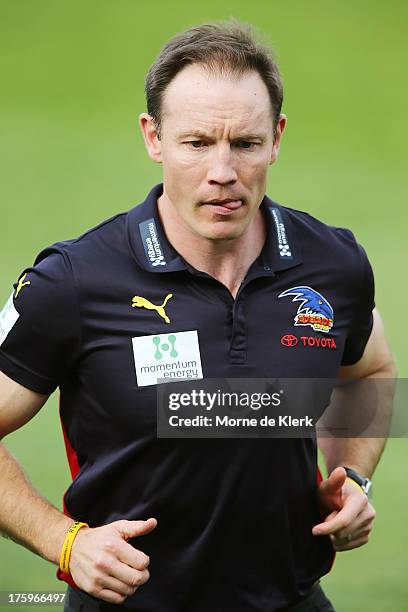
[343,466,372,497]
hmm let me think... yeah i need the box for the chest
[74,268,352,399]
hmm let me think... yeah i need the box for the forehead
[161,64,273,133]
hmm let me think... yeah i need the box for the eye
[236,141,258,149]
[186,140,206,149]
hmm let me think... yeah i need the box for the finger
[334,503,375,539]
[319,467,347,496]
[96,574,139,597]
[332,533,371,551]
[330,521,374,544]
[313,496,364,535]
[317,468,347,513]
[96,588,130,605]
[336,517,375,540]
[100,568,150,593]
[96,535,150,571]
[114,518,157,541]
[116,540,151,570]
[108,558,151,588]
[312,511,337,535]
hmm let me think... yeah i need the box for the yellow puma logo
[15,273,31,298]
[132,293,173,324]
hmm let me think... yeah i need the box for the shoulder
[274,200,359,248]
[266,197,370,277]
[9,210,133,312]
[34,211,129,269]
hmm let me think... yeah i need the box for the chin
[199,223,245,242]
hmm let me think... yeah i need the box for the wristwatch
[343,467,373,498]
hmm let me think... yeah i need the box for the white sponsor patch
[132,330,203,387]
[139,218,167,267]
[0,293,20,346]
[271,208,293,258]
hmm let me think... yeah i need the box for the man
[0,21,395,612]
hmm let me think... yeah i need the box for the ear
[139,113,162,163]
[270,114,287,165]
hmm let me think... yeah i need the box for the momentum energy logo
[139,218,166,267]
[132,330,203,387]
[153,335,178,359]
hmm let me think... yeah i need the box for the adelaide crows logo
[278,286,334,333]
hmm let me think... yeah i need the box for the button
[263,265,271,271]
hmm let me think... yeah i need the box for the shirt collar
[127,184,303,275]
[127,184,187,273]
[257,195,303,274]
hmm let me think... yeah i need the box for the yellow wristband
[59,521,89,574]
[346,476,365,494]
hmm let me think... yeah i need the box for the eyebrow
[176,130,267,141]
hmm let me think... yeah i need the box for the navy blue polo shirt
[0,184,374,611]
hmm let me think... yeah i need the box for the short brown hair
[145,21,283,136]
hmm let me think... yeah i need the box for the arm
[319,308,396,476]
[0,371,155,603]
[314,308,396,550]
[0,371,72,562]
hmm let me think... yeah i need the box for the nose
[206,144,238,185]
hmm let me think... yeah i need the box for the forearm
[0,442,73,564]
[319,361,395,477]
[318,436,385,478]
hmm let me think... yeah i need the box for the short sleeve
[0,247,80,394]
[341,243,375,366]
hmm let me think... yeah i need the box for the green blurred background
[0,1,407,610]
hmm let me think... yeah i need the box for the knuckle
[94,556,111,573]
[129,575,141,588]
[92,574,104,588]
[130,570,150,587]
[134,573,145,587]
[83,581,96,596]
[135,558,149,570]
[102,539,117,554]
[141,569,150,584]
[125,585,137,596]
[87,582,102,598]
[92,574,104,591]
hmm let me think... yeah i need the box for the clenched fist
[69,518,157,604]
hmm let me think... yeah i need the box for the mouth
[201,198,243,214]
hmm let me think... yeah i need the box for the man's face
[141,64,285,241]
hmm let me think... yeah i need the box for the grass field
[0,1,407,610]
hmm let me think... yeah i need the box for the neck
[157,194,266,298]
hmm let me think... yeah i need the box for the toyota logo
[281,334,298,347]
